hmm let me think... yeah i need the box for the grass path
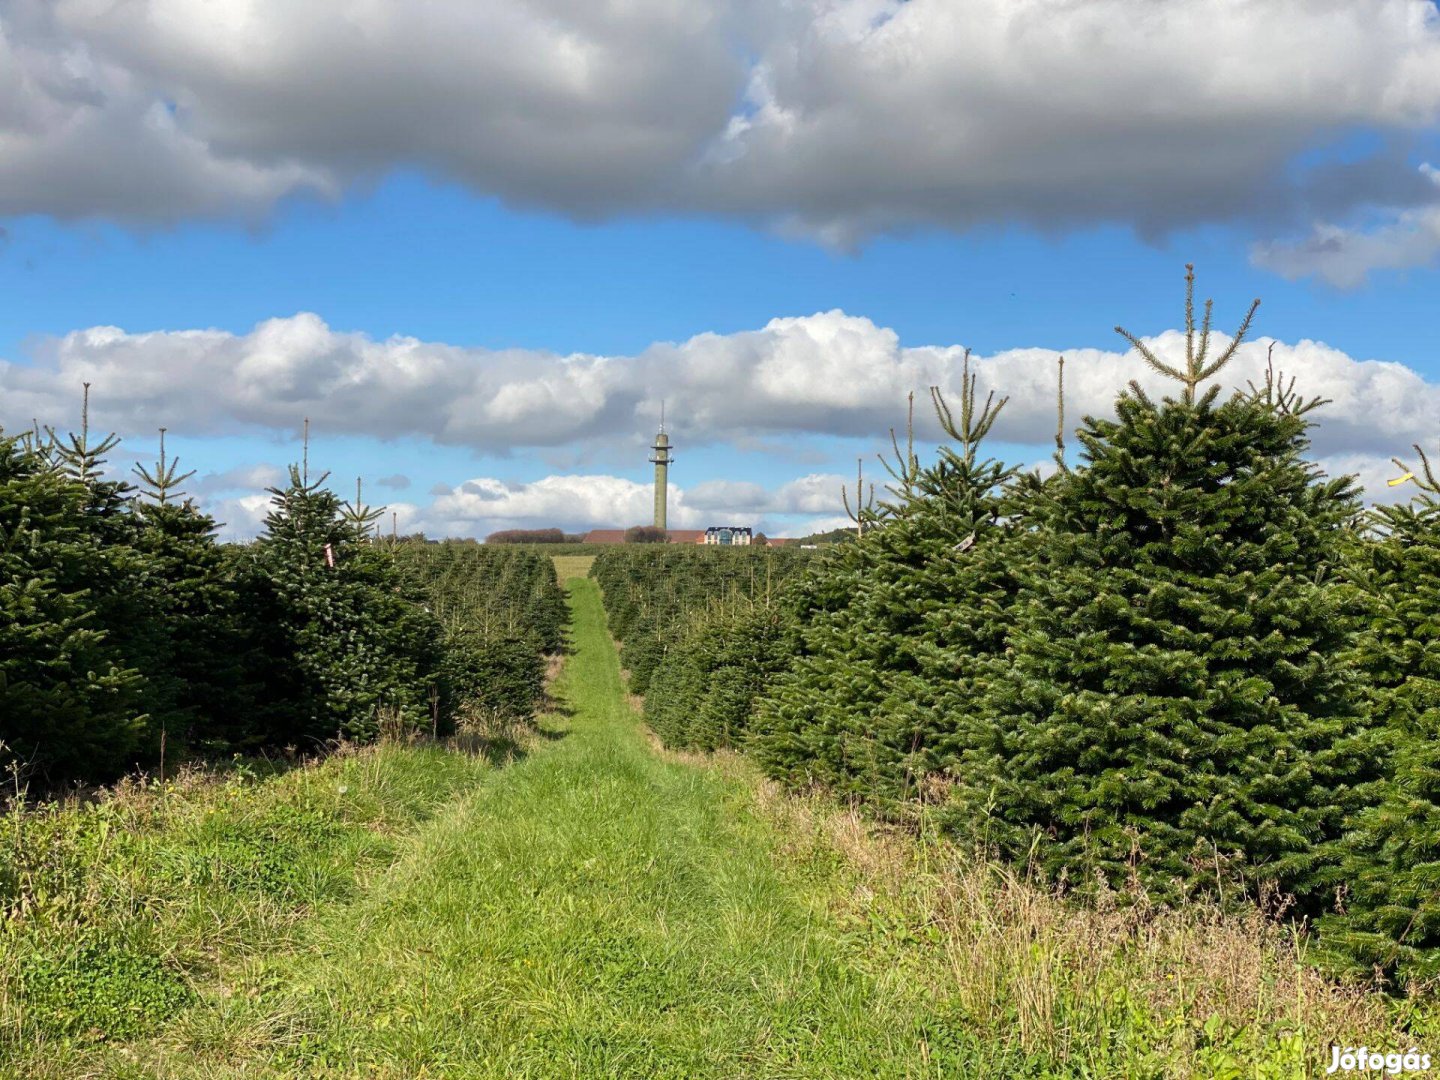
[143,575,953,1078]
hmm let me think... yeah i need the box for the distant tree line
[486,528,586,544]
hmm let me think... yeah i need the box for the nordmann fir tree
[0,420,147,785]
[237,438,446,747]
[752,359,1023,811]
[1321,444,1440,981]
[46,388,169,723]
[129,428,255,754]
[962,268,1369,906]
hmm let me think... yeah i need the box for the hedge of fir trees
[588,545,810,694]
[393,542,567,722]
[643,598,794,751]
[753,373,1032,815]
[601,269,1440,984]
[484,528,571,544]
[1,401,560,792]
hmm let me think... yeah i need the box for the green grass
[6,577,1434,1077]
[0,736,513,1077]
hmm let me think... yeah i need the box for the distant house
[702,526,752,546]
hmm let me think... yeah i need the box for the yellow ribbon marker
[1389,471,1415,487]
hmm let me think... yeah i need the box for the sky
[3,0,1440,540]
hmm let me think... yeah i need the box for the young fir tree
[48,385,168,722]
[962,269,1368,905]
[128,429,255,753]
[0,423,148,786]
[1320,446,1440,981]
[751,362,1022,811]
[237,459,445,747]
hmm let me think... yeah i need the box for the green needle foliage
[2,395,561,790]
[960,278,1368,906]
[1322,445,1440,980]
[645,596,794,751]
[752,358,1025,813]
[129,430,256,753]
[392,541,568,724]
[590,545,810,695]
[0,425,148,785]
[236,465,447,746]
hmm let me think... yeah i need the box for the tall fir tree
[0,421,148,786]
[960,269,1369,905]
[236,460,445,746]
[128,429,255,753]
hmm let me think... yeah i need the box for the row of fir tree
[624,276,1440,985]
[2,401,557,793]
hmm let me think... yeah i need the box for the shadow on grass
[447,714,568,767]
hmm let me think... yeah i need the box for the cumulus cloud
[422,474,687,537]
[207,492,273,542]
[1316,451,1418,507]
[375,473,411,490]
[0,0,734,223]
[185,467,858,541]
[705,0,1440,245]
[684,473,847,514]
[4,307,1437,464]
[414,471,852,539]
[3,0,1440,258]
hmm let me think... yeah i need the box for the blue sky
[3,1,1440,538]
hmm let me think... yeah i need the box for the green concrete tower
[649,409,673,531]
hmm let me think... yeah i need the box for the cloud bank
[3,308,1436,462]
[4,1,1440,275]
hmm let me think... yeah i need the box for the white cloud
[0,0,734,222]
[208,492,273,542]
[685,473,848,514]
[1316,452,1417,507]
[3,0,1440,257]
[412,471,855,539]
[426,474,699,536]
[6,307,1438,466]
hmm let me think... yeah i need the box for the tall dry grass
[738,766,1428,1075]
